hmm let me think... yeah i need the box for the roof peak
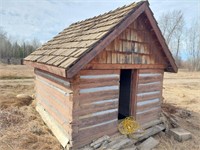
[69,1,144,27]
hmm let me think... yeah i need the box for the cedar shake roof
[24,1,177,77]
[24,2,141,68]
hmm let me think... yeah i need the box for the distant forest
[0,28,41,59]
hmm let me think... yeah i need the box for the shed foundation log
[137,137,159,150]
[162,110,180,128]
[141,118,163,129]
[129,124,165,142]
[90,135,110,148]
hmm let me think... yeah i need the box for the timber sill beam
[24,60,67,78]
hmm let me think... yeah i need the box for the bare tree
[0,28,41,60]
[158,10,184,66]
[186,20,200,71]
[0,27,7,40]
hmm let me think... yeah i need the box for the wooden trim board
[24,60,67,77]
[36,103,70,148]
[85,64,165,70]
[144,5,178,72]
[130,69,139,117]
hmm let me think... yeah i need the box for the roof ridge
[69,1,138,27]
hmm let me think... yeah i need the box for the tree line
[0,28,41,60]
[158,10,200,71]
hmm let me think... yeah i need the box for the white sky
[0,0,199,43]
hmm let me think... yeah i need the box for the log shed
[24,1,177,149]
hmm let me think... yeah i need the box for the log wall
[34,69,74,144]
[71,69,120,148]
[135,69,164,124]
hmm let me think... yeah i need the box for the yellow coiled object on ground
[118,116,140,135]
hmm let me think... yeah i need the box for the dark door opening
[118,69,133,120]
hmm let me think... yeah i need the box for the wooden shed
[24,1,177,149]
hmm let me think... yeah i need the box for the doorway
[118,69,133,120]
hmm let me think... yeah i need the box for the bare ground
[0,64,200,150]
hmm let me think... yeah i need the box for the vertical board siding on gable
[90,14,167,66]
[35,69,74,138]
[72,69,120,148]
[136,69,164,124]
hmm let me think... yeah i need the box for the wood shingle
[24,1,177,78]
[24,2,140,69]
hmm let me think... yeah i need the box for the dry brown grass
[154,70,200,150]
[0,64,34,79]
[0,64,61,150]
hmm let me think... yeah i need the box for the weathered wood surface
[85,63,165,70]
[135,69,164,124]
[130,70,139,117]
[89,14,167,67]
[34,71,74,143]
[73,127,118,149]
[36,103,70,148]
[24,60,67,77]
[129,124,165,142]
[137,137,159,150]
[141,119,162,129]
[66,2,147,78]
[35,68,71,88]
[90,135,110,147]
[70,69,120,149]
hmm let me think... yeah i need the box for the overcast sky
[0,0,199,43]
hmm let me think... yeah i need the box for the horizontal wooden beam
[24,60,67,78]
[85,64,165,70]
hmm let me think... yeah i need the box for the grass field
[0,64,200,150]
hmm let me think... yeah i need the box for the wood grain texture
[85,64,165,70]
[70,70,120,149]
[88,13,168,68]
[24,60,67,77]
[78,111,118,128]
[130,70,139,117]
[135,69,163,124]
[35,68,71,89]
[73,120,118,141]
[67,2,147,78]
[35,76,73,106]
[137,101,161,112]
[137,92,161,102]
[72,127,118,149]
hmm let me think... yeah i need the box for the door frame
[129,69,139,118]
